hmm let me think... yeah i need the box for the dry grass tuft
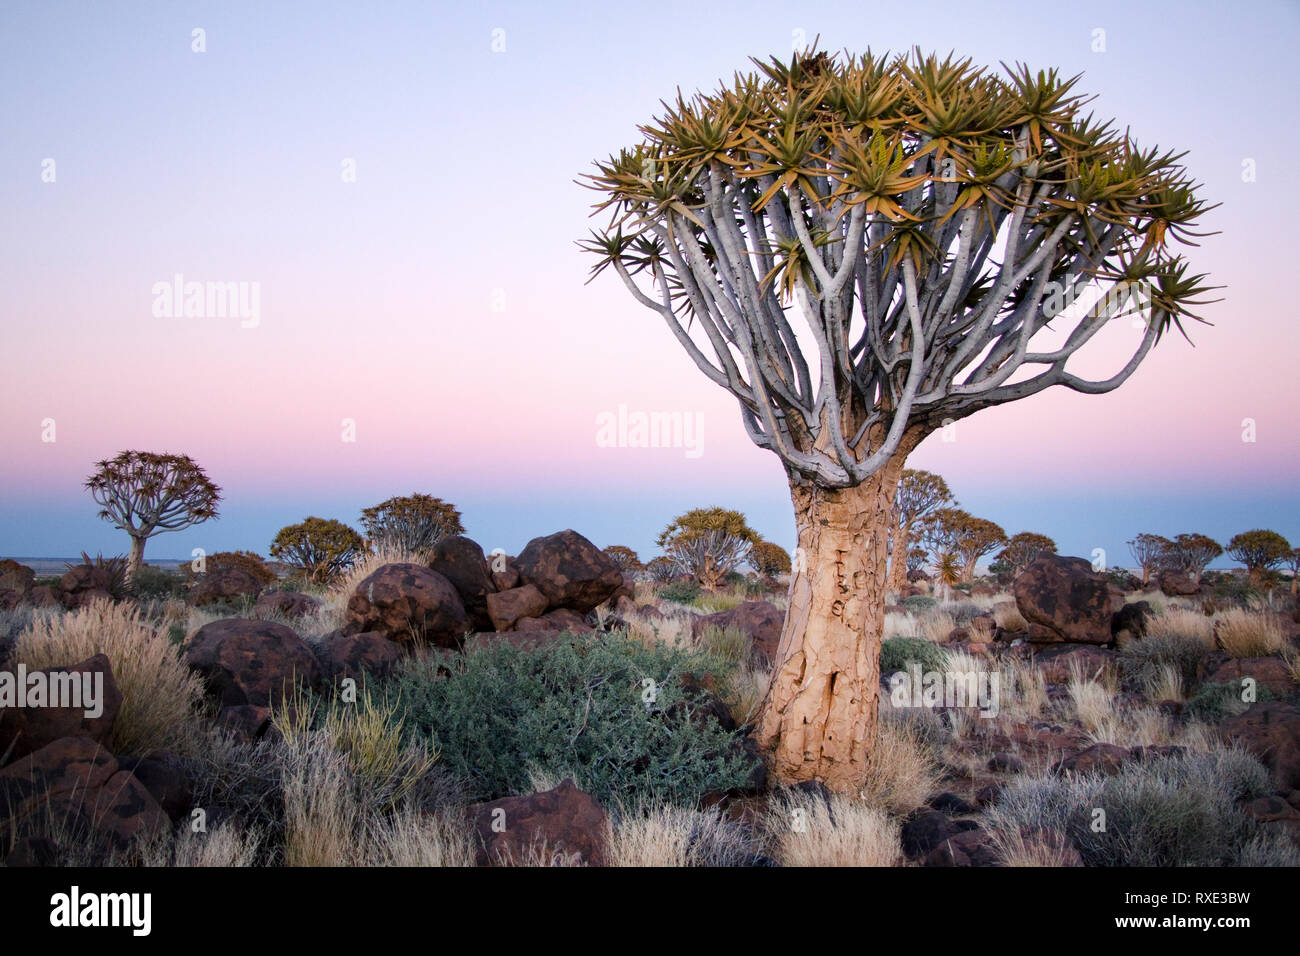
[1212,608,1286,657]
[993,601,1028,633]
[14,598,206,756]
[859,716,941,814]
[767,792,901,867]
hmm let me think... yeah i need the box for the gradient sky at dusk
[1,0,1296,569]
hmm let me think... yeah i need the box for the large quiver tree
[582,48,1216,790]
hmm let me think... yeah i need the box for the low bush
[987,748,1293,866]
[658,581,702,605]
[880,636,947,673]
[383,632,753,806]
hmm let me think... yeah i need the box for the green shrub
[131,564,185,599]
[988,749,1288,866]
[903,595,937,612]
[880,637,947,673]
[659,581,703,605]
[383,632,753,805]
[1184,681,1276,723]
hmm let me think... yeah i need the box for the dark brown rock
[117,754,194,821]
[470,779,609,866]
[1013,555,1123,645]
[0,559,34,596]
[189,566,262,606]
[0,737,167,850]
[428,536,497,632]
[1158,570,1200,596]
[0,654,123,760]
[184,618,320,707]
[1199,654,1295,698]
[515,530,623,613]
[215,704,271,742]
[344,563,468,647]
[1053,742,1131,777]
[690,601,784,666]
[486,584,549,632]
[1221,702,1300,791]
[254,589,322,618]
[318,630,404,684]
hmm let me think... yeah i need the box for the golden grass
[993,601,1028,633]
[1144,606,1215,648]
[919,611,957,644]
[136,822,264,867]
[1212,608,1286,657]
[14,598,206,756]
[1143,662,1185,703]
[767,792,902,867]
[860,717,941,814]
[607,803,749,867]
[721,660,771,728]
[365,810,475,867]
[988,826,1081,867]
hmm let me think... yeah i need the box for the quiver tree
[1162,532,1222,584]
[582,48,1216,790]
[906,544,928,576]
[1284,549,1300,597]
[1128,532,1172,585]
[1226,529,1290,585]
[646,555,677,584]
[996,531,1057,579]
[85,450,221,583]
[360,493,464,554]
[270,517,365,584]
[886,469,952,592]
[602,545,645,574]
[750,540,793,580]
[953,514,1007,581]
[657,507,760,589]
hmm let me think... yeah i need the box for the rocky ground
[0,541,1297,867]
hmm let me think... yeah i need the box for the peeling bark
[757,452,909,792]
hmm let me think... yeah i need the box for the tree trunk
[126,535,147,585]
[885,520,910,594]
[757,464,904,793]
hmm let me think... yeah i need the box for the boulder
[1013,555,1124,645]
[0,654,123,760]
[901,809,980,860]
[1052,742,1131,777]
[58,564,119,608]
[490,556,521,592]
[1221,702,1300,791]
[1158,570,1200,596]
[1199,654,1296,698]
[923,828,1001,867]
[1111,600,1154,640]
[344,563,468,647]
[116,754,194,821]
[0,737,168,850]
[469,779,609,866]
[515,530,623,613]
[690,601,784,666]
[190,567,262,606]
[254,589,322,618]
[486,584,549,632]
[428,536,497,632]
[28,585,61,608]
[0,559,34,597]
[317,630,404,684]
[184,618,320,707]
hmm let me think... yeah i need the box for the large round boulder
[0,654,123,760]
[183,618,320,707]
[428,536,497,632]
[515,530,623,613]
[190,566,262,607]
[344,563,468,647]
[1013,555,1124,645]
[469,779,609,866]
[690,601,785,666]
